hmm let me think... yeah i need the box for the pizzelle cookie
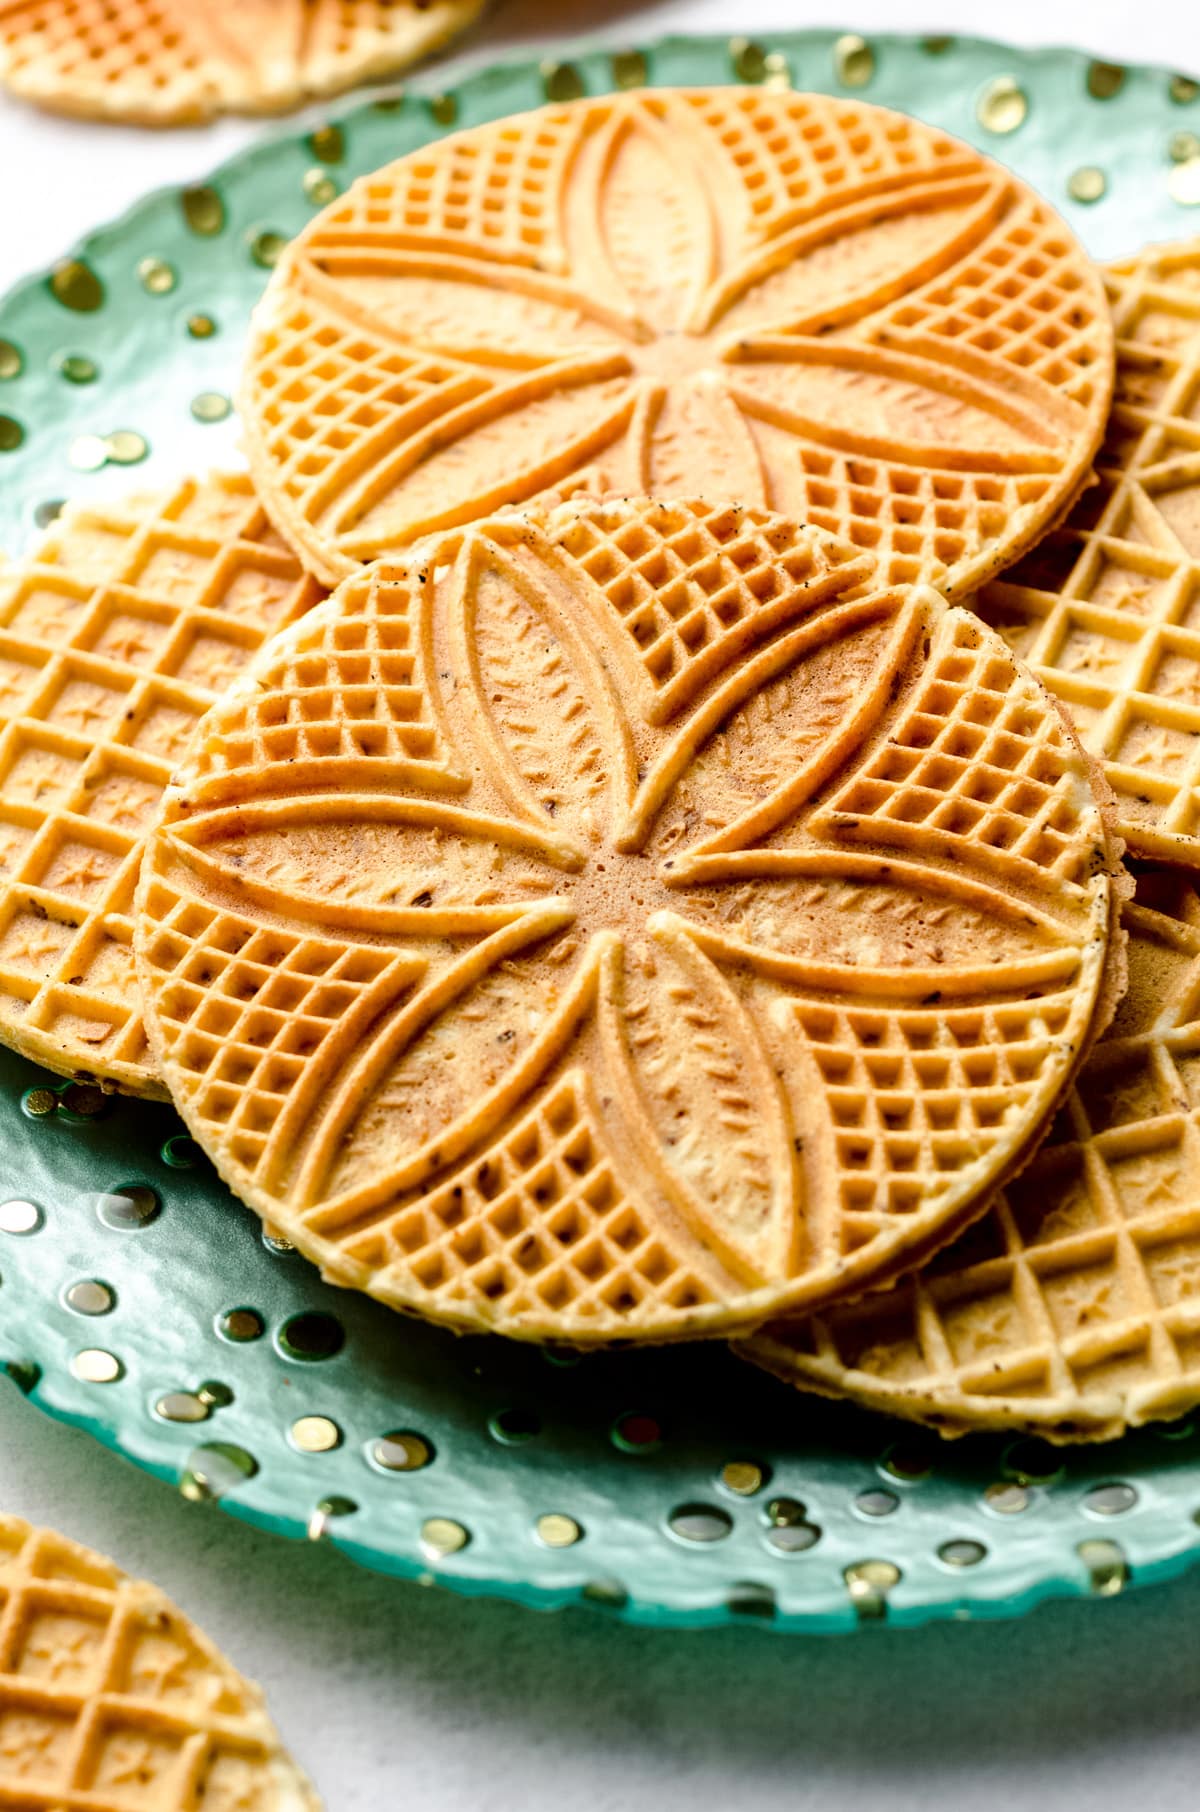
[0,0,486,126]
[0,474,321,1098]
[742,883,1200,1442]
[241,87,1113,589]
[134,496,1122,1345]
[977,236,1200,867]
[0,1517,319,1810]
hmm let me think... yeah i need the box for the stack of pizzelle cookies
[15,84,1200,1451]
[0,0,489,124]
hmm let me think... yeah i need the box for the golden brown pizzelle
[134,495,1123,1345]
[0,1516,319,1810]
[742,878,1200,1442]
[0,475,321,1098]
[977,236,1200,869]
[0,0,487,125]
[241,87,1113,589]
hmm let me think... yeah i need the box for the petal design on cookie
[703,171,1010,341]
[565,101,718,333]
[244,90,1110,589]
[135,497,1117,1344]
[597,924,800,1284]
[331,363,639,561]
[438,530,642,849]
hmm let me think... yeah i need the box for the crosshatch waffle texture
[134,495,1123,1344]
[743,882,1200,1441]
[241,86,1114,589]
[976,237,1200,868]
[0,1517,319,1810]
[0,0,486,125]
[0,475,322,1097]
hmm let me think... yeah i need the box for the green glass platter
[3,27,1200,1634]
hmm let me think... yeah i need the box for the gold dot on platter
[1170,74,1200,105]
[0,340,21,379]
[58,353,97,384]
[938,1538,986,1568]
[179,1441,258,1502]
[763,51,792,92]
[181,185,224,236]
[846,1558,900,1589]
[105,429,148,465]
[0,1199,41,1234]
[249,229,288,270]
[308,123,345,163]
[191,390,231,423]
[611,49,648,90]
[536,1513,582,1548]
[428,92,458,126]
[137,256,177,296]
[49,259,103,312]
[1078,1537,1128,1595]
[541,59,584,103]
[977,75,1029,135]
[1068,165,1107,203]
[68,433,108,472]
[721,1460,766,1497]
[262,1226,294,1254]
[32,502,62,531]
[308,1495,357,1540]
[60,1083,108,1120]
[156,1392,210,1424]
[373,1430,433,1472]
[984,1480,1030,1514]
[308,1493,357,1540]
[72,1348,122,1384]
[22,1086,57,1116]
[94,1184,159,1229]
[64,1279,113,1316]
[1169,158,1200,206]
[844,1558,900,1618]
[921,35,954,54]
[197,1380,233,1408]
[834,33,874,88]
[0,415,23,452]
[1087,60,1126,99]
[187,314,216,340]
[292,1415,342,1453]
[219,1307,264,1342]
[303,167,339,206]
[729,37,767,83]
[421,1516,469,1558]
[1171,130,1200,162]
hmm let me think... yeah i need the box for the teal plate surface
[4,28,1200,1632]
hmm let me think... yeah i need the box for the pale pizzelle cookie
[135,497,1121,1345]
[0,475,321,1098]
[0,1518,318,1809]
[241,87,1112,588]
[0,0,486,125]
[743,883,1200,1442]
[978,237,1200,866]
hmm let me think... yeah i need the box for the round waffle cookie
[0,1516,318,1810]
[241,86,1113,590]
[134,496,1123,1345]
[743,880,1200,1442]
[977,236,1200,869]
[0,0,486,126]
[0,474,322,1098]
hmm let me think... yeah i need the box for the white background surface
[4,4,1200,1809]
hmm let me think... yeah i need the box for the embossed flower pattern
[246,88,1111,589]
[139,501,1114,1340]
